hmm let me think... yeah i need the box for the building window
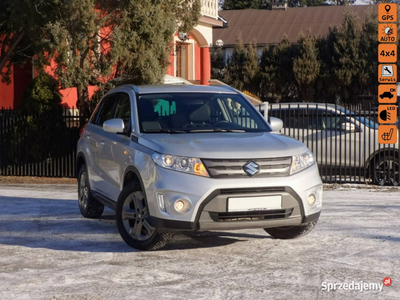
[223,48,234,66]
[176,42,189,79]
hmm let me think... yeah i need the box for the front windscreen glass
[137,93,270,133]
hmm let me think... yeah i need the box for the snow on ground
[0,184,399,300]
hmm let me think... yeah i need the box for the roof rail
[217,85,237,92]
[132,85,139,93]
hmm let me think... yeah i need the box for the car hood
[138,132,308,159]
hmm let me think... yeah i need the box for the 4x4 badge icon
[243,161,260,176]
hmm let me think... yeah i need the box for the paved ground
[0,184,399,300]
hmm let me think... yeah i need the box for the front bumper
[143,162,322,231]
[149,211,321,231]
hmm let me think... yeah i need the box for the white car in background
[269,103,399,186]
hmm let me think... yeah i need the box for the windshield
[137,92,270,133]
[336,107,379,129]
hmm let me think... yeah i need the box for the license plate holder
[228,195,282,212]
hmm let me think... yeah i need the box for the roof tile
[214,6,376,46]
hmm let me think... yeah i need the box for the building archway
[188,28,209,47]
[188,28,211,85]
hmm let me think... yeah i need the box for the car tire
[116,182,174,251]
[78,165,104,218]
[372,155,399,186]
[264,221,317,239]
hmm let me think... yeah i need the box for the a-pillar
[200,47,210,85]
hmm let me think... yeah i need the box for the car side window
[322,112,352,130]
[271,109,308,129]
[113,93,131,132]
[93,95,116,126]
[307,109,325,130]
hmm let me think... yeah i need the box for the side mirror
[103,118,125,134]
[341,122,356,133]
[269,116,283,132]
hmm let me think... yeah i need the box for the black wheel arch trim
[76,152,87,178]
[122,165,152,215]
[123,165,145,190]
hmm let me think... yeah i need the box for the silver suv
[77,85,322,250]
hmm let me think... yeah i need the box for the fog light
[307,194,316,206]
[157,193,166,212]
[174,199,186,212]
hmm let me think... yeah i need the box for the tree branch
[0,30,26,72]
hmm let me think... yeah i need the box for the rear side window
[98,97,116,126]
[92,95,116,126]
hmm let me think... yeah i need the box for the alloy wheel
[374,159,399,186]
[79,172,89,210]
[121,191,155,241]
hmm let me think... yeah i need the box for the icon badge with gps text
[379,3,397,22]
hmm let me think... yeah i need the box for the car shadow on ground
[0,196,272,253]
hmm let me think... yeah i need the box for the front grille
[202,157,292,178]
[209,208,293,222]
[220,187,286,195]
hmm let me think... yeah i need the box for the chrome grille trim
[203,157,292,178]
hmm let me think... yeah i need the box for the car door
[98,92,132,200]
[321,111,363,169]
[86,95,117,193]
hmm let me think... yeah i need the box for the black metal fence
[0,104,399,185]
[0,108,87,177]
[268,103,399,185]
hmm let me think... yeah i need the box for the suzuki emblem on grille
[243,161,260,176]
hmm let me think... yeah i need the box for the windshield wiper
[189,128,246,133]
[144,129,186,134]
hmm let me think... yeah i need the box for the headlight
[151,153,209,177]
[290,151,315,175]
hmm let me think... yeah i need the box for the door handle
[99,141,105,147]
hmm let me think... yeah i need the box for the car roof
[119,84,239,94]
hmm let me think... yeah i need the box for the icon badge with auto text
[378,24,397,43]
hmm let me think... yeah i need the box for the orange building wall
[0,67,14,109]
[167,42,175,76]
